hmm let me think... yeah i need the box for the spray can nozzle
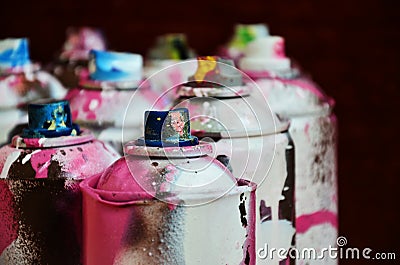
[21,100,80,138]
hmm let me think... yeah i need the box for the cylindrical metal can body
[0,130,119,264]
[248,75,338,265]
[81,140,257,265]
[173,93,296,265]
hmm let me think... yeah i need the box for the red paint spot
[30,149,55,178]
[23,138,42,147]
[0,182,18,253]
[304,123,310,136]
[167,203,178,211]
[273,39,286,58]
[64,87,80,101]
[296,211,338,234]
[72,110,79,120]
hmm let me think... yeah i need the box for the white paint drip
[0,150,21,178]
[89,99,99,111]
[38,138,46,146]
[21,150,41,165]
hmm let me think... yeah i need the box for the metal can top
[173,57,290,137]
[0,38,40,76]
[79,50,143,90]
[238,36,334,116]
[12,100,96,148]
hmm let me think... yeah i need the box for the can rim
[79,78,144,91]
[124,140,213,158]
[12,128,95,149]
[81,173,256,206]
[177,84,250,98]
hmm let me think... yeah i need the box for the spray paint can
[0,100,119,264]
[171,57,296,264]
[0,38,66,144]
[65,50,167,154]
[239,36,338,264]
[48,27,107,88]
[80,108,256,265]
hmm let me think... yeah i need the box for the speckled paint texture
[246,71,338,265]
[81,135,256,264]
[0,130,119,264]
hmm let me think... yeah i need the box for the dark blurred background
[1,0,399,264]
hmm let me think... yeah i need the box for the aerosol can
[0,100,119,264]
[80,108,256,265]
[65,50,166,154]
[239,36,338,264]
[0,38,66,144]
[49,27,107,88]
[171,57,296,264]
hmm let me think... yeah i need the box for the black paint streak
[81,154,88,162]
[8,153,36,179]
[239,193,247,228]
[279,133,295,222]
[13,178,82,265]
[47,159,63,179]
[244,244,250,265]
[216,155,233,173]
[259,200,272,222]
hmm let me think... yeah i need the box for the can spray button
[137,108,199,147]
[21,100,80,138]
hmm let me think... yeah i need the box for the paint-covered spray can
[239,36,338,264]
[0,100,120,264]
[48,27,107,88]
[218,24,270,65]
[144,33,197,104]
[65,50,166,154]
[80,108,256,265]
[0,38,66,144]
[171,56,295,265]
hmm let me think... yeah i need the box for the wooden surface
[1,0,399,263]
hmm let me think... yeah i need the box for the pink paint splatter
[282,78,325,100]
[81,90,102,120]
[0,181,18,254]
[159,182,170,193]
[304,123,310,142]
[29,149,55,178]
[273,39,286,58]
[304,123,310,136]
[64,87,80,101]
[140,85,168,110]
[243,71,332,103]
[331,193,338,205]
[168,68,183,87]
[22,138,42,147]
[296,211,338,234]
